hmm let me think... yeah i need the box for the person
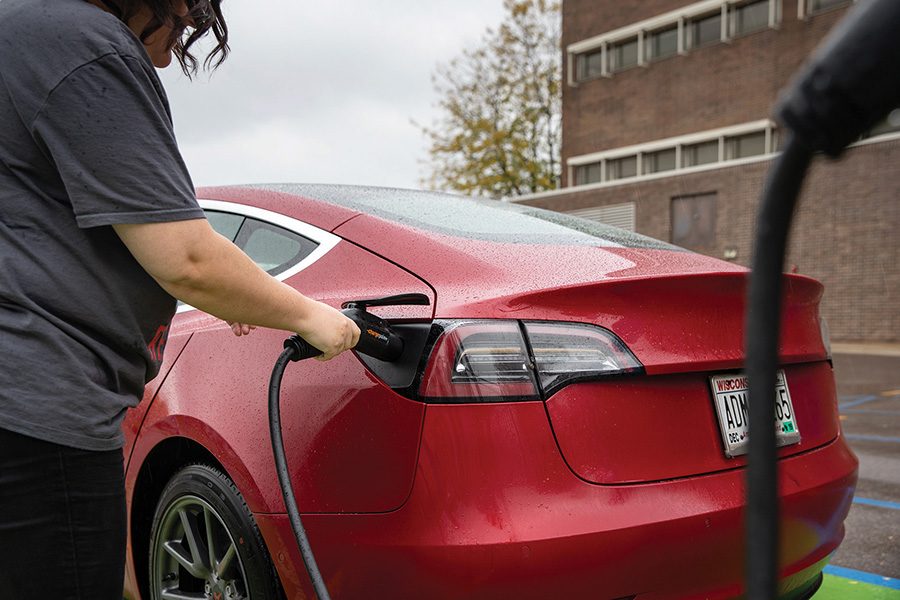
[0,0,360,597]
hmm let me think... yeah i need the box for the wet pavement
[822,347,900,594]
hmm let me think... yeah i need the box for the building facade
[512,0,899,343]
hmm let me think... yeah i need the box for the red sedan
[122,184,857,600]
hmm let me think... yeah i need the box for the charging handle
[283,293,430,363]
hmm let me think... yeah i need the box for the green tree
[419,0,561,198]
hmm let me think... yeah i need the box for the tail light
[418,320,642,402]
[523,321,643,396]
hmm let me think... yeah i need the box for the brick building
[511,0,899,343]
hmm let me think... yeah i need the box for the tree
[419,0,561,198]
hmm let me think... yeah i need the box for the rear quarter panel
[126,239,434,515]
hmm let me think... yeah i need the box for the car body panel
[125,239,434,515]
[546,361,840,484]
[121,331,193,464]
[255,401,857,599]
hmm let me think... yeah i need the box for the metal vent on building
[566,202,636,231]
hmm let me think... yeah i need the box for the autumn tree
[419,0,561,198]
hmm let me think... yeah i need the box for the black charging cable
[269,336,332,600]
[267,299,412,600]
[746,1,900,597]
[745,136,813,598]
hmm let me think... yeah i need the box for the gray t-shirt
[0,0,205,450]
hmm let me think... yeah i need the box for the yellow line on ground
[880,389,900,397]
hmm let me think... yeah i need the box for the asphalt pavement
[822,344,900,594]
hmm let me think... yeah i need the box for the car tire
[148,463,281,600]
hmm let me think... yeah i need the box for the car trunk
[528,272,837,484]
[545,362,838,484]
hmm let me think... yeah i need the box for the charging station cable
[269,337,332,600]
[746,1,900,597]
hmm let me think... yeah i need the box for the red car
[122,184,857,600]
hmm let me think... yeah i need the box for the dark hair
[96,0,229,76]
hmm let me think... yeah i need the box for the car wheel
[149,463,281,600]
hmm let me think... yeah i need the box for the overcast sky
[159,1,506,191]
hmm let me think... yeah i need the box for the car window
[205,210,244,242]
[234,218,319,276]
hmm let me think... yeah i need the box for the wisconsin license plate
[709,370,801,458]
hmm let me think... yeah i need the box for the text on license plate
[709,370,801,458]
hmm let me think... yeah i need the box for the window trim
[512,126,900,202]
[569,119,773,165]
[687,9,725,49]
[645,24,679,62]
[609,36,641,72]
[568,0,781,84]
[177,200,342,314]
[798,0,854,19]
[564,119,776,188]
[729,0,777,38]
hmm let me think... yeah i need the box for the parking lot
[817,346,900,598]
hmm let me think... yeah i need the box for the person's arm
[113,218,359,360]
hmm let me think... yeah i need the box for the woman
[0,1,358,597]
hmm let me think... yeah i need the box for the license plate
[709,370,801,458]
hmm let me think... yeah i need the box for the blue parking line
[853,497,900,510]
[823,565,900,589]
[845,434,900,444]
[839,395,878,409]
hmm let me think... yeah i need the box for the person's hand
[296,300,360,361]
[227,322,256,336]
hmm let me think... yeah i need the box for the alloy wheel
[152,494,250,600]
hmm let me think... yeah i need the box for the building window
[574,162,604,185]
[672,193,717,252]
[607,155,638,180]
[732,0,771,36]
[646,26,678,61]
[566,1,784,86]
[682,140,720,167]
[643,148,677,174]
[725,131,767,159]
[567,121,776,188]
[577,49,604,81]
[610,37,639,72]
[807,0,852,15]
[689,12,722,48]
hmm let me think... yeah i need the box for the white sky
[159,1,506,190]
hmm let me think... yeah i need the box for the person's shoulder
[0,0,148,73]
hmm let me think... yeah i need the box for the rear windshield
[253,184,681,250]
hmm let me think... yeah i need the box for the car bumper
[256,402,858,599]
